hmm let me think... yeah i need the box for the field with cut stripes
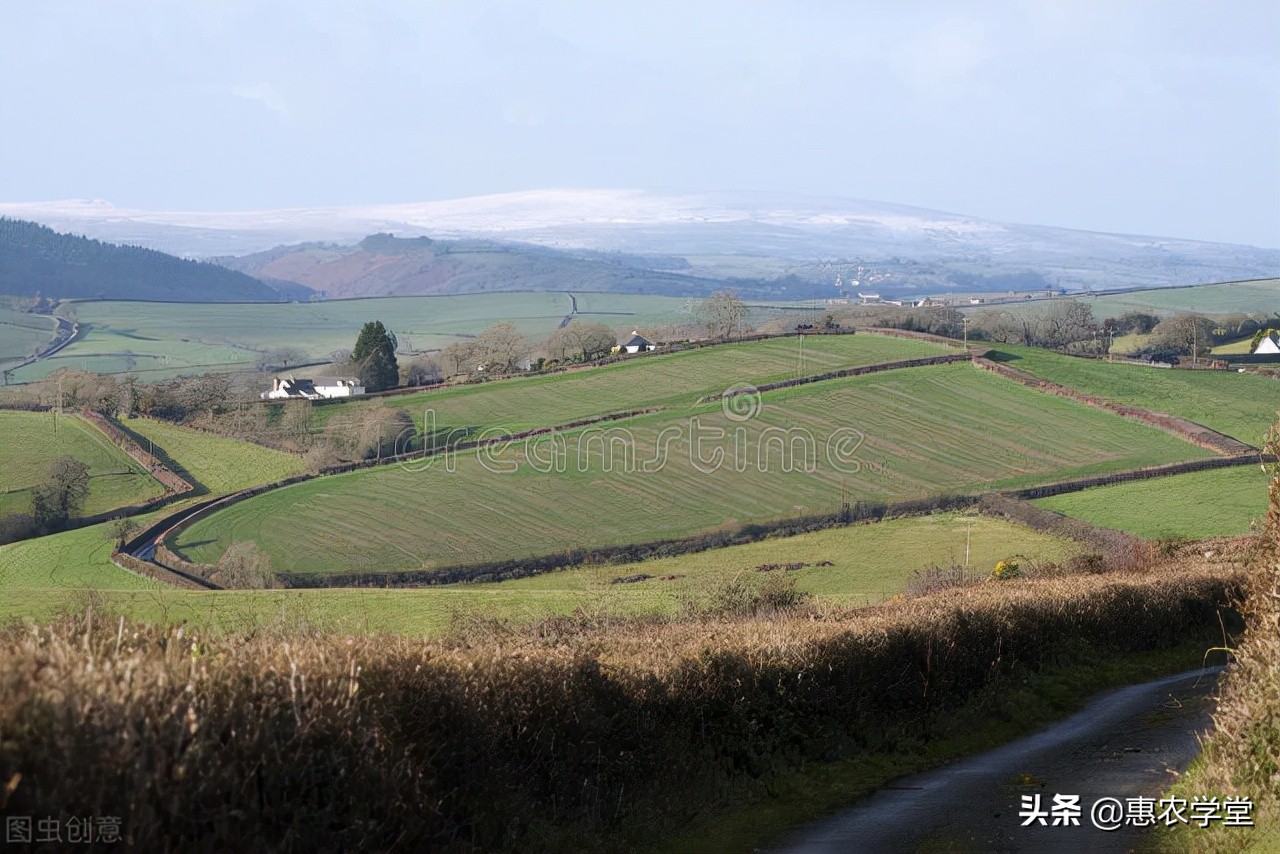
[307,331,951,436]
[175,363,1205,577]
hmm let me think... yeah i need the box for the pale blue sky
[1,1,1277,246]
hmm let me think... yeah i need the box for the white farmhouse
[262,376,366,400]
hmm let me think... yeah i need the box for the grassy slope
[0,411,164,516]
[120,417,307,494]
[10,292,707,383]
[501,513,1076,607]
[1036,466,1271,540]
[1087,279,1280,316]
[310,331,949,433]
[0,514,1072,637]
[175,364,1203,576]
[0,306,54,364]
[991,344,1280,446]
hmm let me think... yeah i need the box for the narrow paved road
[774,668,1221,853]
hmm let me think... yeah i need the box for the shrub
[992,558,1022,581]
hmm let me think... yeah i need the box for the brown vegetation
[0,554,1246,851]
[1176,424,1280,847]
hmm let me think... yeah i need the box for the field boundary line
[973,356,1259,455]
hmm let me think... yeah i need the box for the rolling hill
[216,232,761,299]
[0,218,308,303]
[2,191,1276,294]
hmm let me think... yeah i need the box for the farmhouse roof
[624,333,652,348]
[311,377,359,386]
[280,378,317,396]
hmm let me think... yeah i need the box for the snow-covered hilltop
[2,190,1275,291]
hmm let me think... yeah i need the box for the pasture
[6,292,729,383]
[0,307,55,369]
[0,411,164,517]
[1034,465,1271,540]
[308,331,951,436]
[119,417,308,494]
[1083,279,1279,317]
[990,345,1280,446]
[0,512,1073,635]
[174,363,1204,577]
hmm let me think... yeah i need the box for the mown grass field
[119,417,307,495]
[991,344,1280,446]
[0,411,164,517]
[175,364,1204,577]
[8,292,745,383]
[309,331,951,435]
[0,306,55,367]
[1034,466,1271,540]
[0,513,1074,635]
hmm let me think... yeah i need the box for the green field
[8,292,753,383]
[308,331,951,436]
[1083,279,1279,316]
[1211,336,1262,356]
[1035,466,1271,540]
[497,513,1076,606]
[991,345,1280,446]
[960,280,1280,324]
[0,411,164,517]
[0,307,55,368]
[119,417,308,494]
[0,513,1073,635]
[175,364,1205,577]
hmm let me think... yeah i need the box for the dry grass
[0,551,1248,851]
[1168,426,1280,851]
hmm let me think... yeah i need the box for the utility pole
[1192,319,1198,368]
[962,315,970,352]
[54,371,63,435]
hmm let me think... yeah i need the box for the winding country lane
[774,668,1222,853]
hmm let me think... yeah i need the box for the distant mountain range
[0,218,309,303]
[1,191,1276,296]
[217,233,758,299]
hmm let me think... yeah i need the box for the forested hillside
[0,218,310,302]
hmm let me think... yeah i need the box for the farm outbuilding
[1253,332,1280,355]
[621,332,657,354]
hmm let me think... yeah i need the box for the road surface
[774,668,1221,853]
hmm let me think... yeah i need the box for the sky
[0,1,1277,247]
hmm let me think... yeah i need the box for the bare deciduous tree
[698,290,749,339]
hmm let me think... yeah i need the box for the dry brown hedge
[0,559,1247,851]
